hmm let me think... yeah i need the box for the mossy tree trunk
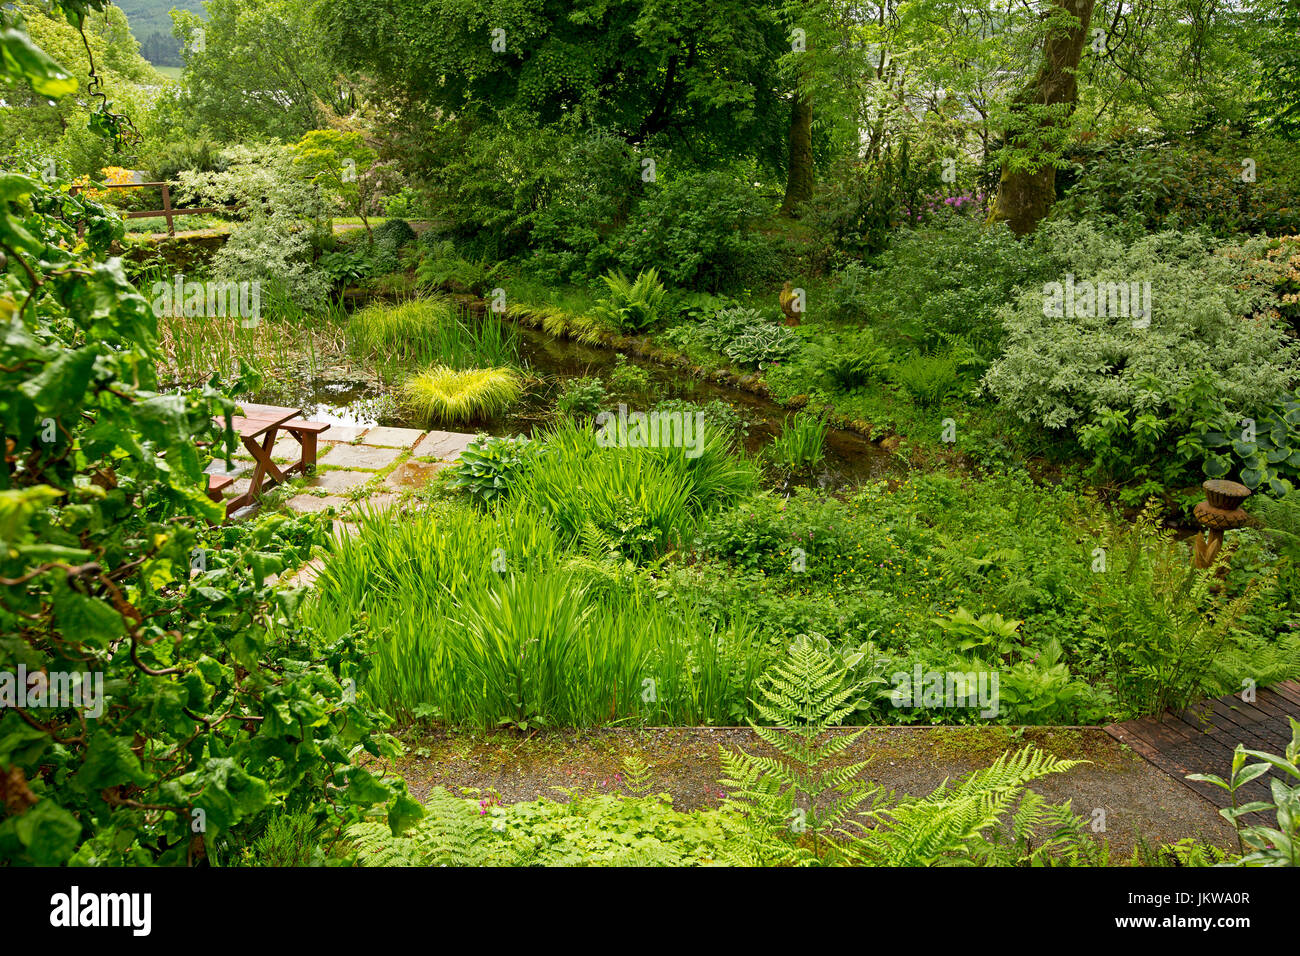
[988,0,1096,235]
[780,92,814,217]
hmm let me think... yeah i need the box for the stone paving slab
[321,424,370,444]
[383,460,450,490]
[306,470,373,494]
[285,494,349,514]
[380,726,1237,858]
[413,430,475,460]
[319,443,404,470]
[362,426,426,448]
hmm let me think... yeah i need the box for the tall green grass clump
[507,418,758,560]
[347,297,518,368]
[305,503,769,726]
[767,411,828,472]
[401,365,524,424]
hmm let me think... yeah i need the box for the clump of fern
[401,365,523,424]
[848,747,1085,866]
[348,787,512,867]
[719,635,883,865]
[719,638,1089,866]
[592,267,669,331]
[1082,506,1268,717]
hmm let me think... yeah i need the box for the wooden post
[161,183,175,237]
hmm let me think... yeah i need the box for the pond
[247,322,900,489]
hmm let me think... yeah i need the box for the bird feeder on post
[1191,479,1253,569]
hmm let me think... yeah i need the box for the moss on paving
[371,724,1236,858]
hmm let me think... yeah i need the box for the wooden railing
[69,181,234,237]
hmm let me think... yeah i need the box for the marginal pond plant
[401,365,524,424]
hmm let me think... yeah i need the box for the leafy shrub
[1188,719,1300,866]
[555,376,608,417]
[369,217,416,274]
[612,168,769,291]
[984,224,1300,491]
[608,354,652,393]
[808,334,891,391]
[178,144,333,308]
[1191,385,1300,495]
[429,118,637,273]
[1058,130,1300,238]
[0,173,406,866]
[591,267,669,331]
[824,216,1050,359]
[318,244,377,286]
[449,434,538,505]
[797,143,940,267]
[652,398,751,443]
[679,306,800,370]
[414,238,502,296]
[401,366,523,424]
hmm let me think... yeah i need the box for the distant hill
[116,0,206,66]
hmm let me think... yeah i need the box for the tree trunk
[780,93,814,217]
[988,0,1096,235]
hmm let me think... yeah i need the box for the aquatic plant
[401,365,524,424]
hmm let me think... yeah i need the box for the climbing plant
[0,8,416,866]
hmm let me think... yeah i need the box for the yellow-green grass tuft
[401,365,523,424]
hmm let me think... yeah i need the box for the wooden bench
[207,405,331,517]
[206,473,236,503]
[281,419,331,476]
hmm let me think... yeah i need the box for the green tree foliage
[290,129,379,233]
[316,0,790,168]
[1,3,156,175]
[172,0,354,141]
[1248,0,1300,138]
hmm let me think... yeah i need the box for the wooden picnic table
[207,402,330,517]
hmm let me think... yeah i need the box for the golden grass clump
[401,365,523,424]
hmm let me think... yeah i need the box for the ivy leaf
[344,767,392,805]
[387,791,424,836]
[13,800,81,865]
[184,757,271,834]
[73,730,151,793]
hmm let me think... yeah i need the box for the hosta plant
[449,434,539,505]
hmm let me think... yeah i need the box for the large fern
[347,787,514,867]
[719,637,884,865]
[846,747,1083,866]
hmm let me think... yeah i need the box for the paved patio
[211,424,476,586]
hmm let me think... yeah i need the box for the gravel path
[378,725,1237,859]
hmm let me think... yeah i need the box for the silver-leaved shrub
[983,222,1300,432]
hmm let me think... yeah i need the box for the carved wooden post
[1192,480,1252,569]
